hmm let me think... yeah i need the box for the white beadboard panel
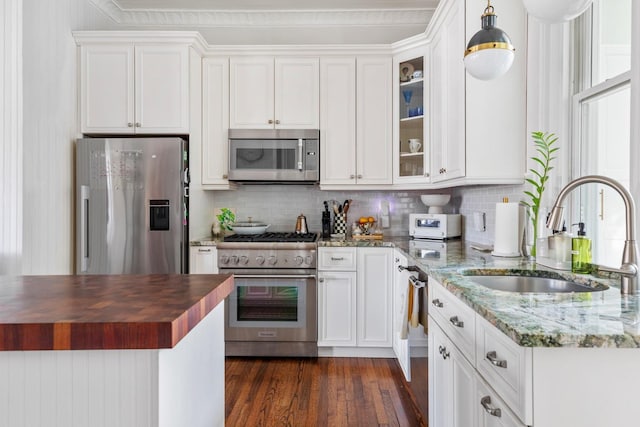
[21,0,116,275]
[0,305,225,427]
[0,0,22,275]
[158,302,225,427]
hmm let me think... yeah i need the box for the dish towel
[401,275,427,339]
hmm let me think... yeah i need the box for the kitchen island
[0,274,233,427]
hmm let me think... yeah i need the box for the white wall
[21,0,115,274]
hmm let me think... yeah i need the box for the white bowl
[420,194,451,214]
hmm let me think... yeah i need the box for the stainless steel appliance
[228,129,319,183]
[409,213,462,240]
[75,137,188,274]
[218,232,318,357]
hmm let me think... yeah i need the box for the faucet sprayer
[546,175,639,295]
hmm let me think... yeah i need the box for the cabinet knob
[319,277,324,283]
[486,351,508,368]
[222,174,228,179]
[350,175,355,179]
[432,298,444,308]
[275,119,280,124]
[425,173,430,177]
[268,119,274,124]
[127,122,133,128]
[449,316,464,328]
[135,122,141,128]
[480,396,502,418]
[357,174,363,179]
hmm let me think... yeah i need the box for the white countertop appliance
[409,213,462,240]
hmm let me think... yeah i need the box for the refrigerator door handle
[80,185,90,272]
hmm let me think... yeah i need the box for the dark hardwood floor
[226,357,427,427]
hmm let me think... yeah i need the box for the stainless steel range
[218,232,318,357]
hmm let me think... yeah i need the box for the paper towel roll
[492,202,522,257]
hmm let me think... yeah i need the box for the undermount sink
[465,274,609,294]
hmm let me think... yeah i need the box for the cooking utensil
[232,218,270,235]
[295,213,309,234]
[342,199,351,214]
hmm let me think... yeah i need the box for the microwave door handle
[297,138,304,171]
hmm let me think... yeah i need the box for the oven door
[225,273,317,342]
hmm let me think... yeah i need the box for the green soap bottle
[571,222,592,274]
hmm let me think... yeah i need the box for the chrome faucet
[547,175,639,294]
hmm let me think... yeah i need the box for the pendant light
[522,0,592,23]
[464,0,515,81]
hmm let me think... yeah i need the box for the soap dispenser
[571,222,592,273]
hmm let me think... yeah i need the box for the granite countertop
[0,274,234,351]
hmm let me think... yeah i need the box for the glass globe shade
[522,0,593,23]
[464,48,515,81]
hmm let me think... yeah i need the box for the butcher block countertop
[0,274,234,351]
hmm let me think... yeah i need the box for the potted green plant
[522,131,558,257]
[212,208,235,237]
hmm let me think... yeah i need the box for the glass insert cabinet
[394,49,429,183]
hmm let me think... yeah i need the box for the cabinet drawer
[318,247,357,271]
[475,314,532,426]
[475,376,527,427]
[429,280,476,364]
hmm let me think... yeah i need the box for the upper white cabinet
[80,44,190,134]
[320,56,393,187]
[201,57,231,188]
[429,0,466,183]
[229,57,319,129]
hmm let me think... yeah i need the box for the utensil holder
[333,213,347,235]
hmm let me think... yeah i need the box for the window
[572,0,632,267]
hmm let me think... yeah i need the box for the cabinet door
[189,246,218,274]
[393,251,412,381]
[319,57,357,185]
[430,0,465,183]
[275,57,319,129]
[229,57,274,129]
[317,271,357,347]
[135,45,189,134]
[356,57,393,185]
[202,57,230,186]
[80,44,135,134]
[356,248,393,347]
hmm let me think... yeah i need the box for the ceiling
[89,0,441,45]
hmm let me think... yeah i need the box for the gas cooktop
[223,232,318,243]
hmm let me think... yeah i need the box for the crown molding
[89,0,434,28]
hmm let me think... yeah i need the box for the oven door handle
[233,274,316,279]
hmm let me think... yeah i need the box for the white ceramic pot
[231,222,270,235]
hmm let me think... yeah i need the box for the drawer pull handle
[330,257,345,261]
[438,345,449,360]
[432,299,444,308]
[449,316,464,328]
[480,396,502,418]
[486,351,508,368]
[197,248,211,253]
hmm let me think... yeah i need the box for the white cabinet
[320,56,392,186]
[356,247,393,347]
[201,57,231,188]
[392,251,412,380]
[317,247,392,349]
[229,57,319,129]
[317,270,357,346]
[80,44,189,134]
[429,0,465,183]
[189,246,217,274]
[429,321,477,427]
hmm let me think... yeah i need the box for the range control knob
[230,255,239,265]
[268,256,277,266]
[220,255,229,265]
[294,256,304,266]
[240,256,249,265]
[305,255,313,265]
[255,255,265,265]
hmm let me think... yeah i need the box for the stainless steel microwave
[228,129,319,183]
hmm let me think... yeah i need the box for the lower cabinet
[189,246,218,274]
[317,247,392,349]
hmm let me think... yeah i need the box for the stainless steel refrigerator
[76,137,188,274]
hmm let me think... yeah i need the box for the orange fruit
[359,217,368,224]
[368,217,375,223]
